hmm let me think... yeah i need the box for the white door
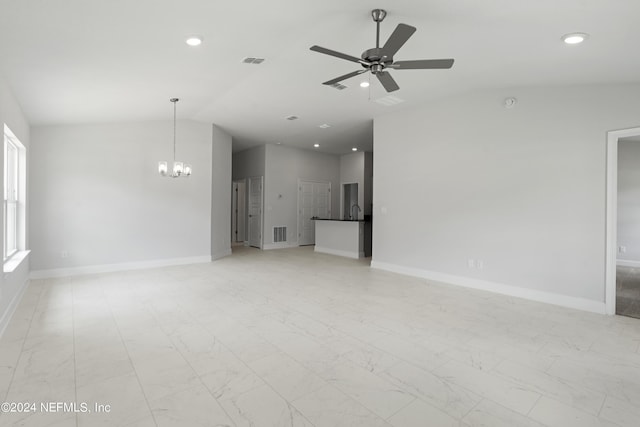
[298,181,331,245]
[248,176,263,248]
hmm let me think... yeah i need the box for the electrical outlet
[619,246,627,254]
[468,259,475,268]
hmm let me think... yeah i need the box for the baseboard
[315,246,362,259]
[370,261,606,315]
[212,249,232,261]
[263,242,299,250]
[0,278,29,339]
[29,255,212,280]
[616,259,640,268]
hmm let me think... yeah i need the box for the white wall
[211,125,232,260]
[617,140,640,263]
[373,84,640,312]
[232,145,265,181]
[264,144,340,247]
[0,75,30,335]
[30,120,213,274]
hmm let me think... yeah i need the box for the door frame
[605,126,640,315]
[340,181,360,220]
[248,176,264,249]
[231,179,247,245]
[297,179,331,246]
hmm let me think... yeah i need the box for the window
[3,125,25,262]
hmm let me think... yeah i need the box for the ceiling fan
[310,9,454,93]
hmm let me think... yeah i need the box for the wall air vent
[273,226,287,243]
[285,115,298,121]
[375,95,405,106]
[242,57,265,64]
[329,83,347,90]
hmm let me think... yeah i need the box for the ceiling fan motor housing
[361,48,392,73]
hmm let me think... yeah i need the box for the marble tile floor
[616,266,640,319]
[1,246,640,426]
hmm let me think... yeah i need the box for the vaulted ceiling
[1,0,639,153]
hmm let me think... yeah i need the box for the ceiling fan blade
[376,71,399,92]
[322,69,367,86]
[381,24,416,58]
[310,45,369,65]
[391,59,455,70]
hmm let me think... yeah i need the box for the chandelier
[158,98,192,178]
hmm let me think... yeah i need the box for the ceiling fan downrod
[371,9,387,49]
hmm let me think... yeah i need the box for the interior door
[232,180,246,243]
[298,181,331,246]
[248,176,263,248]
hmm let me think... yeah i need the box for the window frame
[3,126,22,262]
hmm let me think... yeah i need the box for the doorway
[298,180,331,246]
[342,182,359,220]
[232,180,246,245]
[606,126,640,316]
[248,176,263,249]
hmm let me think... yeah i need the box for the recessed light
[285,115,298,121]
[318,124,330,129]
[313,143,320,148]
[352,147,358,151]
[185,36,203,46]
[562,32,589,44]
[360,81,370,88]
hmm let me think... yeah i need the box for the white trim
[616,259,640,268]
[212,249,232,261]
[0,278,29,338]
[29,256,211,279]
[3,249,30,273]
[248,176,264,249]
[371,261,606,315]
[340,181,359,220]
[263,242,299,250]
[315,246,363,259]
[606,126,640,315]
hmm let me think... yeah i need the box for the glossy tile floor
[1,246,640,427]
[616,266,640,319]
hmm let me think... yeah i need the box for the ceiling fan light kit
[310,9,454,93]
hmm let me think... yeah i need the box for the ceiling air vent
[375,95,405,106]
[242,57,265,64]
[329,82,347,90]
[285,115,298,121]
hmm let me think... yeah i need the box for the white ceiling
[1,0,639,154]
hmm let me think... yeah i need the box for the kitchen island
[314,219,365,259]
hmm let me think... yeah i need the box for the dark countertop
[314,215,372,223]
[314,219,365,222]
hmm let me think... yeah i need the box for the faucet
[351,203,361,221]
